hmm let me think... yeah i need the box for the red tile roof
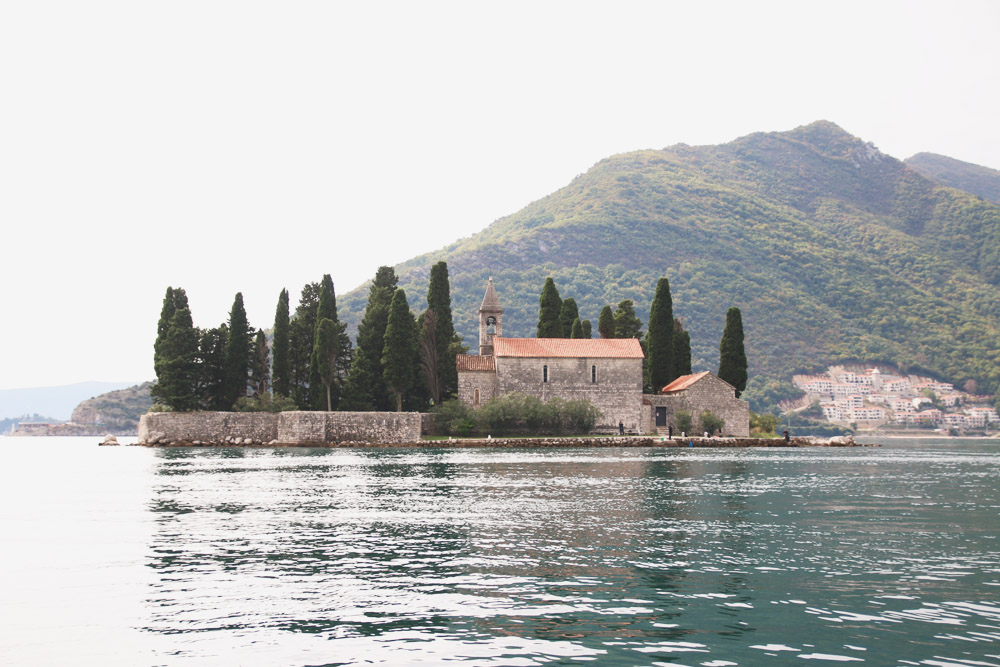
[456,354,496,372]
[493,337,645,359]
[661,371,712,393]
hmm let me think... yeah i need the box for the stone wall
[138,411,422,445]
[643,374,750,437]
[496,356,644,432]
[457,370,498,408]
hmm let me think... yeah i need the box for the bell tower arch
[478,277,503,356]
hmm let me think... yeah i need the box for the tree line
[152,266,748,413]
[534,276,747,396]
[152,262,464,413]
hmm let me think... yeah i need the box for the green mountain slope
[339,121,1000,394]
[906,152,1000,205]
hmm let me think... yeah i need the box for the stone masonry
[643,372,750,437]
[138,411,422,445]
[496,355,643,432]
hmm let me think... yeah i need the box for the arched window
[592,365,597,384]
[543,365,548,383]
[474,388,480,406]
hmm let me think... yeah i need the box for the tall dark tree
[426,261,460,400]
[154,287,177,363]
[570,318,584,339]
[197,324,229,409]
[613,300,643,339]
[537,278,563,338]
[223,293,253,408]
[289,282,321,409]
[718,307,748,397]
[151,290,200,411]
[647,278,675,391]
[251,329,270,398]
[272,288,291,397]
[418,308,441,405]
[559,298,579,339]
[673,319,692,377]
[598,306,615,339]
[581,319,593,339]
[309,275,351,410]
[346,266,398,410]
[382,289,417,412]
[314,318,339,411]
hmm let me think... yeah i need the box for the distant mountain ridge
[338,121,1000,396]
[905,152,1000,205]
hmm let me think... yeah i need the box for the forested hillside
[339,121,1000,396]
[906,152,1000,205]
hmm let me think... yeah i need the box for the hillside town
[792,366,999,433]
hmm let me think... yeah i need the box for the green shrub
[431,393,600,437]
[699,410,725,435]
[675,410,692,434]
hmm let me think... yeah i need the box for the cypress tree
[559,298,579,339]
[289,282,320,409]
[272,288,290,397]
[613,300,643,339]
[309,275,350,410]
[151,294,201,411]
[224,292,252,408]
[346,266,397,410]
[598,306,615,338]
[251,329,270,398]
[570,318,584,339]
[382,289,417,412]
[647,278,675,391]
[581,319,592,339]
[197,324,229,409]
[154,287,177,366]
[426,261,459,400]
[673,319,692,377]
[314,318,338,411]
[537,278,563,338]
[718,307,748,397]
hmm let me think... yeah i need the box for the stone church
[456,278,750,436]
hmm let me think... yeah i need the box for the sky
[1,1,998,390]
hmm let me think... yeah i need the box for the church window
[543,365,548,383]
[592,365,596,384]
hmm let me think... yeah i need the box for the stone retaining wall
[138,411,422,446]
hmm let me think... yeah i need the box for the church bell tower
[478,277,503,356]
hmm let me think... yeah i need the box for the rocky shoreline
[126,435,868,448]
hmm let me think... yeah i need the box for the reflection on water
[135,445,1000,666]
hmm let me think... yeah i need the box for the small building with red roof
[643,371,750,437]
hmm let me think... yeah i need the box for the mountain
[71,382,153,433]
[338,121,1000,398]
[0,381,139,421]
[905,152,1000,205]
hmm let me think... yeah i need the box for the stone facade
[456,355,498,408]
[642,372,750,437]
[495,355,643,432]
[138,411,422,445]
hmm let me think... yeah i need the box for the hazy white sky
[1,1,998,390]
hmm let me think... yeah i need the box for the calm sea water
[1,437,998,666]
